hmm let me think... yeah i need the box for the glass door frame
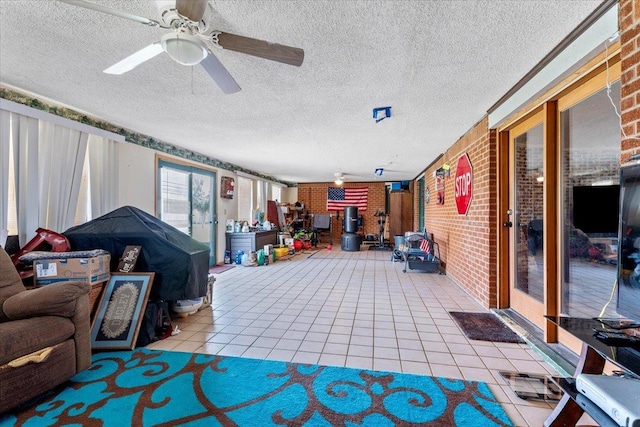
[497,46,621,346]
[500,105,559,340]
[508,111,546,328]
[156,156,217,266]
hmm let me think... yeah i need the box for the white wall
[117,143,157,213]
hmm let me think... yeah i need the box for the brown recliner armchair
[0,246,91,414]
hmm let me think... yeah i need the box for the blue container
[224,249,231,264]
[235,251,244,265]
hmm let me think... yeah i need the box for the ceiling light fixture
[161,32,207,66]
[334,173,344,185]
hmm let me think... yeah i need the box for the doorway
[157,158,217,266]
[507,112,546,328]
[497,50,622,348]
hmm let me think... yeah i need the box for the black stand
[372,210,390,249]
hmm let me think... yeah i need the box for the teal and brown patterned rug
[1,349,514,426]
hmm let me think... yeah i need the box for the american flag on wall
[327,187,368,211]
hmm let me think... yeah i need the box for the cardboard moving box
[34,253,110,286]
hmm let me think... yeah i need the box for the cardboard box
[34,253,111,286]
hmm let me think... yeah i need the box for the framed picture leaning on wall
[91,272,154,350]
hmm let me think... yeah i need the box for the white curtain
[38,120,88,233]
[256,180,269,218]
[88,134,119,218]
[0,110,11,234]
[1,101,124,245]
[11,112,40,246]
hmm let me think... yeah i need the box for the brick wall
[414,117,498,308]
[296,182,388,243]
[620,0,640,161]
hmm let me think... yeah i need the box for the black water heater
[344,206,359,233]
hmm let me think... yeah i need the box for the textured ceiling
[0,0,603,184]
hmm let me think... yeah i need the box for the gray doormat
[450,311,525,343]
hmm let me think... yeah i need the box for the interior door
[508,113,546,327]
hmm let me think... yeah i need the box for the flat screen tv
[573,185,619,235]
[617,162,640,322]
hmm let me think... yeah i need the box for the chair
[401,231,442,274]
[310,214,332,247]
[0,246,91,413]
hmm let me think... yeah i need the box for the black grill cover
[63,206,209,301]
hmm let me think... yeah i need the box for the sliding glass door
[558,74,621,318]
[157,159,217,266]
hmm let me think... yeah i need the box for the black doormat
[450,312,525,344]
[368,245,393,251]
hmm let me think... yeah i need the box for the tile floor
[147,247,591,427]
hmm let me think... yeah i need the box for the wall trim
[0,98,125,142]
[0,85,294,187]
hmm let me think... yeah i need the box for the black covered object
[344,206,359,233]
[63,206,209,301]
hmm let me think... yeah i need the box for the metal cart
[401,233,442,273]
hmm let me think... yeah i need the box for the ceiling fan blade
[176,0,208,23]
[200,53,241,94]
[215,32,304,67]
[56,0,168,28]
[103,43,164,75]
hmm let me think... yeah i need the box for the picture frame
[90,272,155,350]
[221,176,235,199]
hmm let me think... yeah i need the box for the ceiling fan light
[161,32,207,66]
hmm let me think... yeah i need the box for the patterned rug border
[2,348,515,427]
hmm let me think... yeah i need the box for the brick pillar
[620,0,640,162]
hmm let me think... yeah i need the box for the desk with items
[544,316,640,427]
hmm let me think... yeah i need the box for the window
[559,78,621,318]
[272,185,282,204]
[236,176,253,223]
[6,141,17,235]
[159,166,191,234]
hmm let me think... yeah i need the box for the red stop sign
[454,153,473,215]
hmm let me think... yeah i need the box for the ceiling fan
[57,0,304,94]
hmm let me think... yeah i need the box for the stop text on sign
[454,153,473,215]
[455,172,472,197]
